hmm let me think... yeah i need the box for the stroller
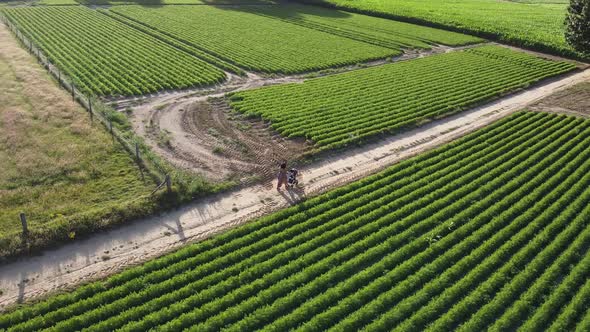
[287,169,299,188]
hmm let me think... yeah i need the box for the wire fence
[1,14,173,196]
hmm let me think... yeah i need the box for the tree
[565,0,590,54]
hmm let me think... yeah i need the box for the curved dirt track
[1,68,588,310]
[126,72,309,182]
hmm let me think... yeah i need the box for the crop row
[2,112,590,330]
[229,45,576,150]
[1,6,226,96]
[108,5,400,74]
[246,3,482,50]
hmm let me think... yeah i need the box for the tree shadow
[197,0,351,20]
[83,0,164,7]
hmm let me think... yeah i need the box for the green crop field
[109,5,404,74]
[303,0,576,58]
[229,45,576,150]
[2,111,590,331]
[1,6,226,96]
[243,3,482,49]
[80,0,274,4]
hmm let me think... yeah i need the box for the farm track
[0,68,588,311]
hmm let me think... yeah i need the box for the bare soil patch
[529,82,590,118]
[144,97,310,183]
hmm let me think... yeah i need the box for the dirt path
[1,68,588,310]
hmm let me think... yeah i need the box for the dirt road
[0,68,589,311]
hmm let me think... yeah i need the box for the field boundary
[0,14,222,259]
[0,14,169,185]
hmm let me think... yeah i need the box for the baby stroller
[287,169,299,188]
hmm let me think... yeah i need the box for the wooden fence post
[19,213,28,236]
[135,142,140,161]
[166,175,172,193]
[88,97,93,121]
[71,83,75,101]
[109,119,114,137]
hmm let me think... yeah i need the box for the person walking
[277,162,288,190]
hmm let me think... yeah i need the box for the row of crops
[0,6,227,96]
[2,111,590,331]
[108,5,400,74]
[229,45,576,150]
[245,3,482,50]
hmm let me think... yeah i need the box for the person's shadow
[278,184,306,205]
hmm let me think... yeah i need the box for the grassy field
[229,45,575,150]
[3,111,590,330]
[0,23,155,256]
[301,0,579,58]
[1,6,227,96]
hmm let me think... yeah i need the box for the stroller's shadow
[279,185,306,206]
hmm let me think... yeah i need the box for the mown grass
[0,24,156,258]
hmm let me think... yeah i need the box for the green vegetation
[108,5,401,74]
[230,46,575,150]
[301,0,580,58]
[1,6,226,96]
[0,24,154,257]
[565,0,590,55]
[245,3,482,49]
[36,0,79,4]
[97,8,244,75]
[3,111,590,330]
[79,0,274,4]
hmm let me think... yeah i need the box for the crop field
[306,0,576,58]
[80,0,274,4]
[0,6,226,96]
[229,45,576,150]
[110,5,409,74]
[0,23,153,256]
[2,111,590,330]
[243,4,482,49]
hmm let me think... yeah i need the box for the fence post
[135,142,140,161]
[57,68,61,85]
[109,119,113,136]
[71,83,75,101]
[88,97,93,122]
[19,213,28,237]
[165,175,172,194]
